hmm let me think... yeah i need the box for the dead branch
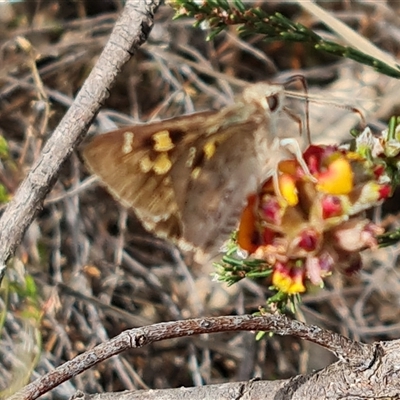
[8,314,379,400]
[0,0,161,281]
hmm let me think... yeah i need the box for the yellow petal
[317,158,353,195]
[279,174,298,206]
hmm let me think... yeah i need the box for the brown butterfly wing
[179,128,268,255]
[83,85,280,258]
[82,111,219,242]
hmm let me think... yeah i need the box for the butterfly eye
[267,94,280,112]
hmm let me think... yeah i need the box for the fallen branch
[8,313,378,400]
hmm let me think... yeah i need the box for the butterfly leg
[279,138,316,182]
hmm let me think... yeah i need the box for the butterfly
[83,83,288,262]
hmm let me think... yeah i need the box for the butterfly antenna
[284,89,367,129]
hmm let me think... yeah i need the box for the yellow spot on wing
[122,131,134,154]
[191,167,201,179]
[203,140,216,160]
[153,153,172,174]
[186,147,196,167]
[140,155,153,173]
[153,130,175,152]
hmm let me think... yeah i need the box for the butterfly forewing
[83,83,285,260]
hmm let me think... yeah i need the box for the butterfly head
[242,83,285,116]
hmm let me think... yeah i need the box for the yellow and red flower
[236,143,390,295]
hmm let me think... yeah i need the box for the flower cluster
[235,143,391,295]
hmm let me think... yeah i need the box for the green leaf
[0,184,10,203]
[0,135,9,158]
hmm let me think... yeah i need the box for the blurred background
[1,0,400,397]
